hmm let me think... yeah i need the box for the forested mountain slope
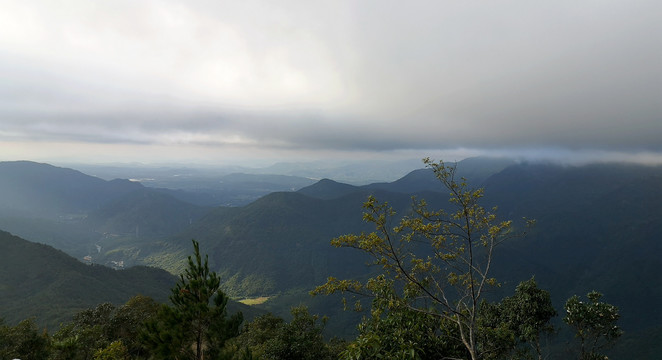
[0,230,175,329]
[83,188,211,238]
[172,161,661,356]
[0,161,211,265]
[482,163,662,329]
[0,159,659,356]
[0,230,262,333]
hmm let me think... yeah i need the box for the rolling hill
[0,230,175,329]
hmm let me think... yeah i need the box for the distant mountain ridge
[0,161,143,217]
[298,156,516,199]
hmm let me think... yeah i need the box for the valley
[0,158,660,358]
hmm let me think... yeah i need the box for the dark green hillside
[174,190,424,297]
[76,189,212,271]
[0,161,142,217]
[0,216,97,259]
[478,163,662,355]
[0,230,176,329]
[84,188,211,237]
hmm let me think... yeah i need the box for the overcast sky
[1,0,660,166]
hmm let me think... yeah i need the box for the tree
[93,340,130,360]
[0,318,50,360]
[223,307,342,360]
[141,239,242,360]
[499,278,557,360]
[222,313,284,359]
[342,298,467,360]
[225,307,339,360]
[260,306,334,360]
[50,303,117,360]
[49,296,160,360]
[110,295,160,358]
[314,158,532,360]
[563,291,622,360]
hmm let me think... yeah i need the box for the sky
[1,0,660,167]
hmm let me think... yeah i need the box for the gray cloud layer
[0,0,660,164]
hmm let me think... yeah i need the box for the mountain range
[0,158,660,357]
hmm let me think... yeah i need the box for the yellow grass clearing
[238,296,270,306]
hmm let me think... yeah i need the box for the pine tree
[141,239,242,360]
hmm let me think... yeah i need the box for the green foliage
[260,306,334,360]
[224,306,340,360]
[219,270,277,298]
[337,278,555,360]
[478,301,526,359]
[111,295,161,357]
[342,306,467,360]
[0,318,50,360]
[224,313,285,358]
[314,159,530,360]
[564,291,623,360]
[50,295,160,359]
[499,278,557,359]
[93,340,130,360]
[141,239,243,360]
[50,302,116,360]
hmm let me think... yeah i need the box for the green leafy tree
[110,295,160,358]
[223,313,284,358]
[499,278,556,360]
[475,302,517,360]
[50,303,116,360]
[0,318,50,360]
[563,291,622,360]
[314,159,532,360]
[93,340,130,360]
[343,298,467,360]
[141,239,242,360]
[260,306,334,360]
[50,296,160,360]
[223,307,341,360]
